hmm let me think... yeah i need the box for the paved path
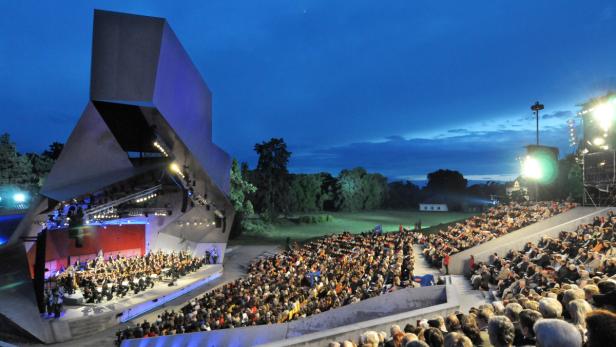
[448,275,487,312]
[412,245,440,277]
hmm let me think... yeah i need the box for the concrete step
[445,275,487,312]
[69,314,116,338]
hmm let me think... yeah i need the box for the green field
[232,209,475,245]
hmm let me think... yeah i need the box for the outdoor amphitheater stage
[48,264,222,342]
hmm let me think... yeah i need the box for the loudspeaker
[181,188,188,213]
[34,229,47,313]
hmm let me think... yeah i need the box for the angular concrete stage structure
[0,10,234,344]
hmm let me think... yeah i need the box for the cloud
[542,110,573,120]
[447,128,468,134]
[385,135,406,142]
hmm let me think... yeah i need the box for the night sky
[1,1,616,182]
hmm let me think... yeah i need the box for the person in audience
[533,319,583,347]
[539,298,563,318]
[443,332,472,347]
[487,316,515,347]
[423,327,444,347]
[360,330,380,347]
[459,315,482,346]
[585,309,616,347]
[567,299,592,337]
[518,309,542,346]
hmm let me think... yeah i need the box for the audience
[325,206,615,347]
[418,202,573,269]
[114,203,616,347]
[117,230,418,343]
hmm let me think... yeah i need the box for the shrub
[242,218,273,233]
[297,214,333,224]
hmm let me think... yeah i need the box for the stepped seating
[447,206,609,274]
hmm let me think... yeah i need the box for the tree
[229,159,257,238]
[363,172,388,210]
[26,153,53,188]
[386,181,422,209]
[0,133,33,188]
[335,167,388,211]
[335,167,366,211]
[426,169,468,194]
[467,181,506,199]
[42,142,64,160]
[565,156,583,202]
[541,154,583,202]
[253,138,292,219]
[288,174,327,212]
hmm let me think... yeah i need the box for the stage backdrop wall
[26,225,145,276]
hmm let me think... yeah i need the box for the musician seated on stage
[48,250,206,304]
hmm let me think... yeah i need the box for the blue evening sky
[1,1,616,182]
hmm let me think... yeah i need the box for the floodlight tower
[531,101,544,145]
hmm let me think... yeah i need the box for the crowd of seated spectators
[329,307,616,347]
[48,251,207,304]
[116,231,418,343]
[336,209,616,347]
[418,201,574,269]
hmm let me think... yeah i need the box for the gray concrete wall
[446,207,610,275]
[0,243,54,343]
[121,285,459,347]
[285,285,447,338]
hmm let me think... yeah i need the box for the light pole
[530,101,544,201]
[531,101,544,145]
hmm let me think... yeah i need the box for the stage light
[520,149,558,184]
[13,193,26,203]
[169,162,185,178]
[153,141,169,157]
[521,156,542,180]
[593,137,606,146]
[593,102,615,132]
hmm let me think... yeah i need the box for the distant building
[419,197,449,212]
[506,179,528,199]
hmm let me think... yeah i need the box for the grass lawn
[231,209,476,245]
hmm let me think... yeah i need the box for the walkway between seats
[412,245,487,312]
[412,245,440,277]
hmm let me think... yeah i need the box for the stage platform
[47,264,222,343]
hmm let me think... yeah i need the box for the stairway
[443,275,487,312]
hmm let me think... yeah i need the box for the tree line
[0,134,583,237]
[0,133,63,192]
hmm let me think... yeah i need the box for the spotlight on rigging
[520,145,559,185]
[593,102,616,132]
